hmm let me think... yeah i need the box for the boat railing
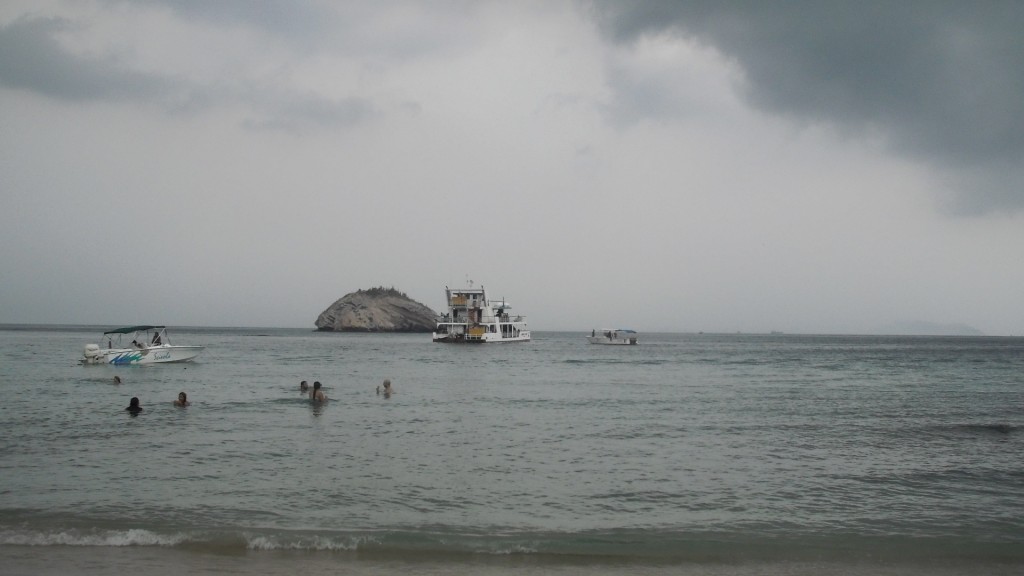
[437,313,526,324]
[505,314,526,323]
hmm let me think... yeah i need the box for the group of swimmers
[120,377,396,415]
[115,375,189,414]
[299,378,396,400]
[124,392,190,414]
[298,380,328,402]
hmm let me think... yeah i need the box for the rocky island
[315,287,438,332]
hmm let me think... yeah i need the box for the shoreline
[3,545,1023,576]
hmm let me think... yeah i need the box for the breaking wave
[0,527,188,547]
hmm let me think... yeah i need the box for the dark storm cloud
[0,17,170,102]
[592,1,1024,214]
[0,15,373,132]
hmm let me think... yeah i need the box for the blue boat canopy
[103,325,164,335]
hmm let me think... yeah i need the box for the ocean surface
[1,326,1022,575]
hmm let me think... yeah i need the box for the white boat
[81,325,204,365]
[433,283,530,343]
[587,328,638,345]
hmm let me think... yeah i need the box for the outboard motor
[83,344,103,364]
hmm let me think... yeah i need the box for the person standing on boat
[151,331,162,346]
[310,381,327,402]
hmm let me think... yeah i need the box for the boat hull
[432,332,531,343]
[432,326,531,343]
[82,345,204,365]
[587,330,639,345]
[587,337,637,345]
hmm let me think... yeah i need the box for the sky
[2,1,1023,335]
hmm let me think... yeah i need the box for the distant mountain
[874,320,985,336]
[315,287,437,332]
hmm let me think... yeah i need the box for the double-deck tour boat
[82,325,204,365]
[433,284,530,343]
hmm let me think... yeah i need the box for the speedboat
[433,283,530,343]
[587,328,638,345]
[82,325,204,365]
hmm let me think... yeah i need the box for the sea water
[0,326,1022,575]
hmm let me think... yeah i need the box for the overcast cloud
[2,1,1022,335]
[593,1,1024,214]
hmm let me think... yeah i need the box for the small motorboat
[587,328,638,345]
[82,325,204,365]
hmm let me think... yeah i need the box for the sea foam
[0,527,187,547]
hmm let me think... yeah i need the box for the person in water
[126,397,142,414]
[299,380,309,392]
[174,392,191,407]
[381,379,394,398]
[113,375,122,385]
[310,381,327,402]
